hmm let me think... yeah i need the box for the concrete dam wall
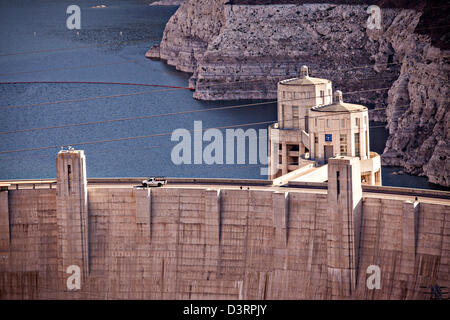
[0,151,448,299]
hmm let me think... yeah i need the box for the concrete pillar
[268,137,272,180]
[369,172,375,186]
[268,126,277,180]
[268,130,279,180]
[326,156,362,299]
[0,191,9,252]
[375,169,382,186]
[205,189,221,244]
[56,149,89,289]
[205,189,221,269]
[272,192,289,273]
[135,188,151,242]
[272,192,289,248]
[400,201,419,275]
[282,143,287,175]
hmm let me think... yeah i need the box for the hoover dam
[0,149,449,299]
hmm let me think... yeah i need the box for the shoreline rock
[149,0,184,6]
[145,45,161,59]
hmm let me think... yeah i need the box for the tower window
[340,134,347,156]
[292,106,299,128]
[354,133,360,157]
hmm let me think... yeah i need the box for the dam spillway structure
[0,149,449,299]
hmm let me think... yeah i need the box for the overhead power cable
[0,88,393,156]
[0,121,389,163]
[0,87,393,135]
[0,120,277,155]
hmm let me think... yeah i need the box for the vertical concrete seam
[354,199,362,288]
[149,188,152,244]
[285,192,290,245]
[241,189,250,300]
[7,191,12,244]
[217,189,222,243]
[175,191,181,298]
[78,158,89,279]
[413,201,419,256]
[87,189,92,274]
[346,164,353,294]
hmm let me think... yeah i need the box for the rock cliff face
[380,11,449,186]
[146,0,227,72]
[147,1,450,186]
[149,0,184,5]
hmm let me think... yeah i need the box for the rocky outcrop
[147,1,450,186]
[148,2,402,106]
[149,0,184,6]
[380,11,450,186]
[146,0,226,70]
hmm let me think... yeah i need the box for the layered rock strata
[380,11,449,186]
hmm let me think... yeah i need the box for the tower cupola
[334,90,343,103]
[300,65,309,77]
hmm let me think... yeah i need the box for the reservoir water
[0,0,443,190]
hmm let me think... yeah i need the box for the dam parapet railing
[1,177,449,200]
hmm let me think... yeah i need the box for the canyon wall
[380,15,449,186]
[147,1,449,187]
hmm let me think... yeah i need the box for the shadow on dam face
[0,150,449,299]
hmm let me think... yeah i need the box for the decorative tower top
[300,65,309,77]
[334,90,343,103]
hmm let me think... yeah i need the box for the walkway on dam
[88,183,450,206]
[2,178,449,206]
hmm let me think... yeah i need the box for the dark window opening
[288,156,299,166]
[67,164,72,193]
[287,144,299,152]
[336,171,340,199]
